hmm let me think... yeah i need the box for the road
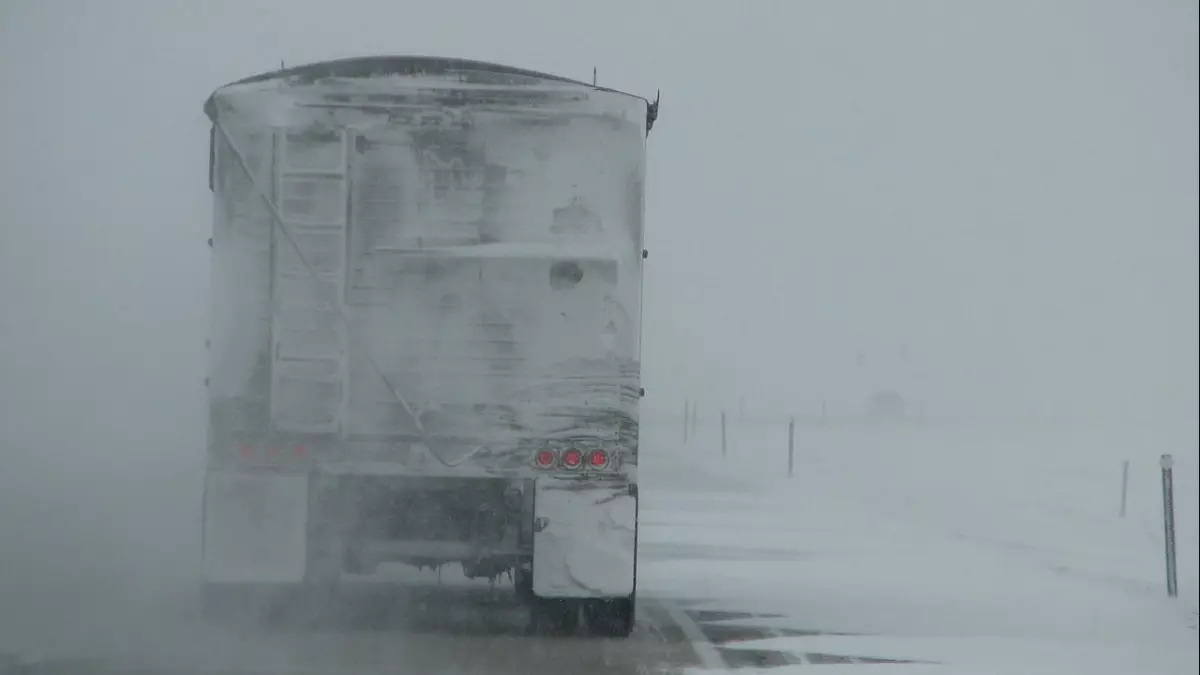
[0,428,754,675]
[0,583,713,675]
[1,583,912,675]
[0,456,831,674]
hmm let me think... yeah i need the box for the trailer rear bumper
[200,468,638,601]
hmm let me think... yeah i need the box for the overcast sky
[1,0,1196,441]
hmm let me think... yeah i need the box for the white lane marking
[661,601,729,672]
[768,626,810,665]
[768,624,816,662]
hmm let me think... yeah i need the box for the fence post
[788,416,795,478]
[1119,460,1129,518]
[721,410,727,457]
[683,398,689,443]
[1160,454,1178,598]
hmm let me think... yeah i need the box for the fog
[1,0,1196,663]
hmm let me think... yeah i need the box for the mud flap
[202,470,309,583]
[532,478,636,598]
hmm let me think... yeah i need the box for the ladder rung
[282,169,345,180]
[276,271,341,283]
[280,220,345,232]
[274,356,342,375]
[276,352,342,363]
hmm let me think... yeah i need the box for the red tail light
[589,449,609,469]
[239,444,254,459]
[561,448,583,469]
[534,449,557,469]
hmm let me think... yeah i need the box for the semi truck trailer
[200,56,657,636]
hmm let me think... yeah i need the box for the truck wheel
[202,583,306,626]
[200,582,226,621]
[514,565,534,602]
[583,596,635,638]
[201,582,254,623]
[529,598,580,635]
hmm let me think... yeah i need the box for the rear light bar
[531,447,616,471]
[236,443,610,469]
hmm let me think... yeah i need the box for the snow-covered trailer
[200,56,657,635]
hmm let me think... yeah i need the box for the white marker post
[1119,460,1130,518]
[1160,454,1178,598]
[683,398,689,443]
[721,410,727,457]
[787,416,795,478]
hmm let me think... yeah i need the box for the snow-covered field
[638,416,1199,673]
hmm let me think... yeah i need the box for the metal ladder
[268,128,352,435]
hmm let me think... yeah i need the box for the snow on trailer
[201,55,658,636]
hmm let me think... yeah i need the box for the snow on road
[637,416,1199,673]
[1,415,1194,674]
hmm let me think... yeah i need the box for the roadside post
[787,416,795,478]
[683,398,689,443]
[721,410,727,457]
[1119,460,1129,518]
[1160,454,1178,598]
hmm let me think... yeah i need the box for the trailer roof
[204,55,652,121]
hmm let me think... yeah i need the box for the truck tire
[201,582,257,622]
[200,582,228,621]
[529,598,581,635]
[583,596,635,638]
[201,583,313,626]
[514,565,534,602]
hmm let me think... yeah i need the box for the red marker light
[589,449,609,468]
[535,449,556,468]
[239,444,253,459]
[293,445,307,458]
[562,449,583,469]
